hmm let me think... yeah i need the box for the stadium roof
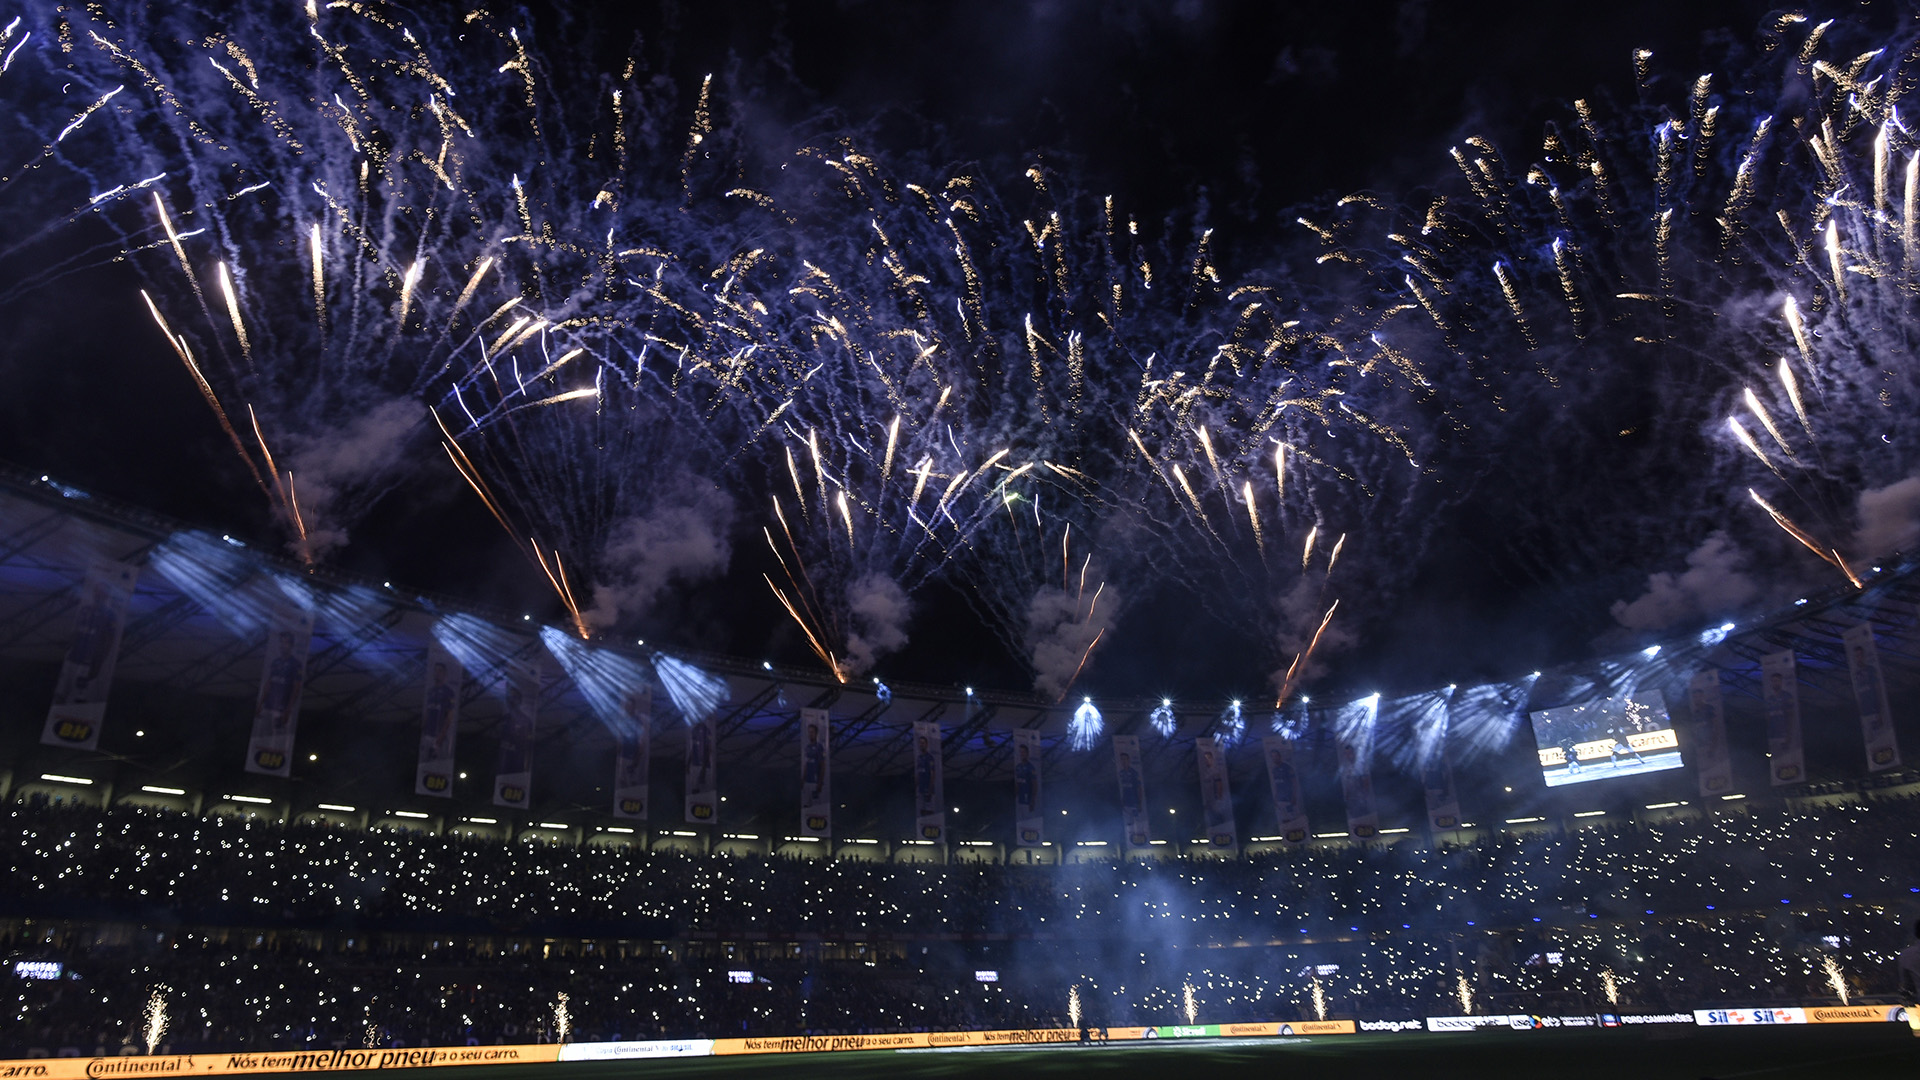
[3,464,1919,827]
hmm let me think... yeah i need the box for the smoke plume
[585,484,734,629]
[1025,574,1123,702]
[1609,531,1759,632]
[283,399,421,556]
[840,572,911,678]
[1852,475,1920,562]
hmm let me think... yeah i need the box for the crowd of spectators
[3,795,1917,1054]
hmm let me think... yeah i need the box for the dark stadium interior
[3,0,1920,1072]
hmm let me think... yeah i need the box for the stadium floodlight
[1720,794,1747,801]
[900,840,933,845]
[535,821,568,829]
[1573,810,1607,818]
[782,836,821,843]
[1504,816,1544,824]
[602,827,634,834]
[1249,836,1281,842]
[1313,832,1349,839]
[846,839,879,845]
[1076,841,1108,846]
[723,833,760,841]
[40,774,93,785]
[316,803,356,813]
[224,794,272,805]
[1379,828,1410,834]
[669,831,699,837]
[961,841,993,847]
[1149,840,1169,845]
[140,786,186,796]
[392,811,429,819]
[464,817,498,824]
[1642,645,1661,658]
[1644,802,1681,810]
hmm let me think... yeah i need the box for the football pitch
[248,1027,1918,1080]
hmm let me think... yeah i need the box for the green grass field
[252,1027,1920,1080]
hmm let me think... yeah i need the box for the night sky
[0,0,1819,701]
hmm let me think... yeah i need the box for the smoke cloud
[584,484,734,629]
[840,572,911,679]
[283,398,421,556]
[1266,576,1356,696]
[1852,475,1920,561]
[1025,575,1123,702]
[1609,531,1759,632]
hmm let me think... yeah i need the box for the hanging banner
[244,607,316,777]
[685,709,718,824]
[1337,722,1379,840]
[1843,624,1903,772]
[1688,669,1734,798]
[1013,728,1044,847]
[613,687,652,820]
[912,720,945,843]
[1262,735,1310,843]
[414,642,462,797]
[492,659,539,808]
[1113,734,1150,849]
[1761,650,1804,786]
[1422,749,1462,833]
[1196,736,1238,853]
[799,707,832,838]
[41,561,140,751]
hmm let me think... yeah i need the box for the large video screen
[1529,690,1683,787]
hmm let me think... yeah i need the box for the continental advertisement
[0,1045,561,1079]
[1804,1005,1912,1025]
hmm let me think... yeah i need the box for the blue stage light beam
[652,651,727,723]
[1069,697,1104,750]
[540,626,651,736]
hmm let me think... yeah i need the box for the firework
[141,986,168,1054]
[1182,980,1198,1025]
[1822,955,1848,1005]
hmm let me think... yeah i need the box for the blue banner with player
[41,560,139,752]
[799,707,831,838]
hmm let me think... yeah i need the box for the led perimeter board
[1529,691,1683,787]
